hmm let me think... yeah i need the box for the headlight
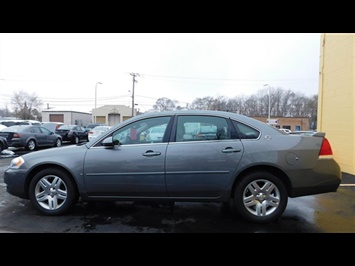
[9,156,25,169]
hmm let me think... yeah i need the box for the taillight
[13,133,21,138]
[89,132,93,134]
[319,137,333,156]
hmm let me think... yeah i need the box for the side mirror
[102,137,113,146]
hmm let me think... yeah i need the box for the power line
[140,73,317,82]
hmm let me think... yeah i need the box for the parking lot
[0,144,354,233]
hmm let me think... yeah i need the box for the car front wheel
[233,171,288,223]
[28,168,78,216]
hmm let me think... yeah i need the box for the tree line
[153,86,318,130]
[0,87,318,130]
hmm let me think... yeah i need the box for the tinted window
[40,127,51,134]
[31,127,42,133]
[231,120,260,139]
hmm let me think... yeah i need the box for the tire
[26,139,37,151]
[0,142,3,152]
[28,168,78,216]
[54,138,62,147]
[71,135,79,144]
[233,171,288,223]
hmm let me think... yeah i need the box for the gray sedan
[0,125,62,151]
[3,110,341,223]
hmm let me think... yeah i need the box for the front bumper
[3,168,29,199]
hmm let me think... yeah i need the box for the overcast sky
[0,33,321,113]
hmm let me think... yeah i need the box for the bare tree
[0,105,14,118]
[153,97,177,111]
[190,96,215,110]
[11,90,43,120]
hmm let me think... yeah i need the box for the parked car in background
[289,131,317,135]
[145,125,166,141]
[55,125,88,144]
[0,121,17,127]
[2,110,341,224]
[41,122,64,133]
[85,123,104,132]
[15,120,41,126]
[0,120,41,126]
[88,125,111,141]
[279,128,292,133]
[0,125,62,151]
[0,136,9,152]
[0,124,7,131]
[193,125,219,140]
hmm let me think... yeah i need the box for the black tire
[71,135,79,144]
[54,138,62,147]
[28,168,78,216]
[233,171,288,223]
[0,142,3,152]
[26,139,37,151]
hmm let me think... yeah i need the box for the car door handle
[142,150,161,156]
[222,147,241,153]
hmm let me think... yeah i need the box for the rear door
[165,115,244,198]
[30,126,47,146]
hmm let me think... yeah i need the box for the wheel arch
[24,164,79,199]
[231,165,291,199]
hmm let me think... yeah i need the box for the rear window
[231,120,260,139]
[58,125,75,130]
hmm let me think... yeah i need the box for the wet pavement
[0,149,354,233]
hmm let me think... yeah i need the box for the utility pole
[130,73,139,117]
[264,84,271,123]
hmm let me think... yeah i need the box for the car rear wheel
[26,139,37,151]
[233,171,288,223]
[71,136,79,144]
[28,168,78,216]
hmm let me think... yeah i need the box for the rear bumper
[288,158,342,197]
[7,140,25,148]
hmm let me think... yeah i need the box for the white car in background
[88,125,111,141]
[145,125,166,141]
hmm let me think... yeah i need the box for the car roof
[124,110,268,127]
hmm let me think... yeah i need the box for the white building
[41,108,92,126]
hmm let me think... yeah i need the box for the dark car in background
[0,136,9,152]
[2,110,342,224]
[55,125,88,144]
[0,125,62,151]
